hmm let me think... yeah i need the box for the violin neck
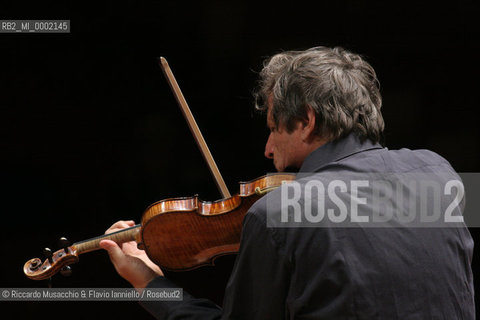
[72,224,141,254]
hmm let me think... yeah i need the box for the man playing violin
[100,47,474,319]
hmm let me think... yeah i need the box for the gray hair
[255,46,384,143]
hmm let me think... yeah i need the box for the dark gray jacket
[142,134,475,319]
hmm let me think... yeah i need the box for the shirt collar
[298,133,383,173]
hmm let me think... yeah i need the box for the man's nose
[264,133,274,159]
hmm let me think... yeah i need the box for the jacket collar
[298,133,383,174]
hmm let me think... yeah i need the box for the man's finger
[99,239,125,264]
[105,220,136,234]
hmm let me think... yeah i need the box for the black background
[1,1,479,319]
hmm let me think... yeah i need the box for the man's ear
[300,106,316,141]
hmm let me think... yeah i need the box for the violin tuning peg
[58,237,70,253]
[43,248,53,263]
[60,266,72,277]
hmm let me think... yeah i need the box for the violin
[24,58,295,281]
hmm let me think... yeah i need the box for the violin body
[141,173,294,271]
[24,173,295,279]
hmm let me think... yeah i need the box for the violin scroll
[24,245,79,280]
[24,227,142,280]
